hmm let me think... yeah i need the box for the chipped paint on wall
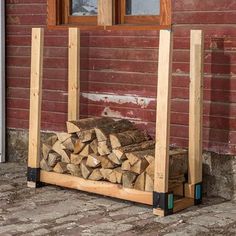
[82,92,154,108]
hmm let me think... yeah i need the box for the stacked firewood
[40,117,188,192]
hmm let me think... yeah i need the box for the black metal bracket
[27,167,42,188]
[153,191,174,216]
[194,182,203,205]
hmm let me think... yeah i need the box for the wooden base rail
[27,28,204,217]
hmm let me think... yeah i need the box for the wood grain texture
[40,170,153,205]
[68,28,80,121]
[27,28,44,168]
[188,30,204,184]
[154,30,173,193]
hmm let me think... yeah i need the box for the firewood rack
[27,27,204,217]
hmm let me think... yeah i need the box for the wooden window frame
[47,0,171,30]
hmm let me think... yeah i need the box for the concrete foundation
[6,128,236,200]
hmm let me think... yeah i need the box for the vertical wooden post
[153,30,173,216]
[27,28,44,188]
[98,0,113,26]
[68,28,80,121]
[186,30,204,204]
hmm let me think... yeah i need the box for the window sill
[47,24,172,31]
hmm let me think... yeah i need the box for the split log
[110,130,150,149]
[122,172,137,188]
[67,117,114,134]
[44,134,58,147]
[52,141,71,163]
[80,160,93,179]
[145,160,154,179]
[169,149,188,176]
[145,174,154,192]
[113,167,123,184]
[74,140,86,154]
[67,164,81,177]
[130,158,149,174]
[97,141,111,155]
[77,129,96,142]
[112,140,155,161]
[99,155,117,169]
[53,162,68,174]
[94,119,135,142]
[126,149,154,166]
[134,172,146,191]
[89,169,103,181]
[62,137,77,152]
[79,144,92,157]
[48,152,61,167]
[71,153,86,165]
[100,169,116,183]
[42,143,52,160]
[57,132,71,143]
[40,159,52,172]
[121,160,131,171]
[107,153,122,165]
[86,154,101,168]
[90,139,98,154]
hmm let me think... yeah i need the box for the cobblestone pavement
[0,163,235,236]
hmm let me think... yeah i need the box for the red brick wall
[6,0,236,154]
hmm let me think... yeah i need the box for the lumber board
[154,30,173,193]
[98,0,113,26]
[27,28,44,188]
[189,30,204,185]
[40,170,152,205]
[68,28,80,121]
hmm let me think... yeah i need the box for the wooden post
[153,30,173,216]
[68,28,80,121]
[186,30,204,204]
[27,28,44,188]
[98,0,113,27]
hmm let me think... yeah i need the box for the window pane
[72,0,97,16]
[126,0,160,16]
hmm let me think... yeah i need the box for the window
[47,0,171,30]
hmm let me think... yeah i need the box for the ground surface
[0,163,235,236]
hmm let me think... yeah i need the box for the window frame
[47,0,171,30]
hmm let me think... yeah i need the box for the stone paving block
[0,163,235,236]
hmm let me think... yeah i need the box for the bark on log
[110,130,150,149]
[95,119,135,142]
[112,140,155,161]
[67,117,114,134]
